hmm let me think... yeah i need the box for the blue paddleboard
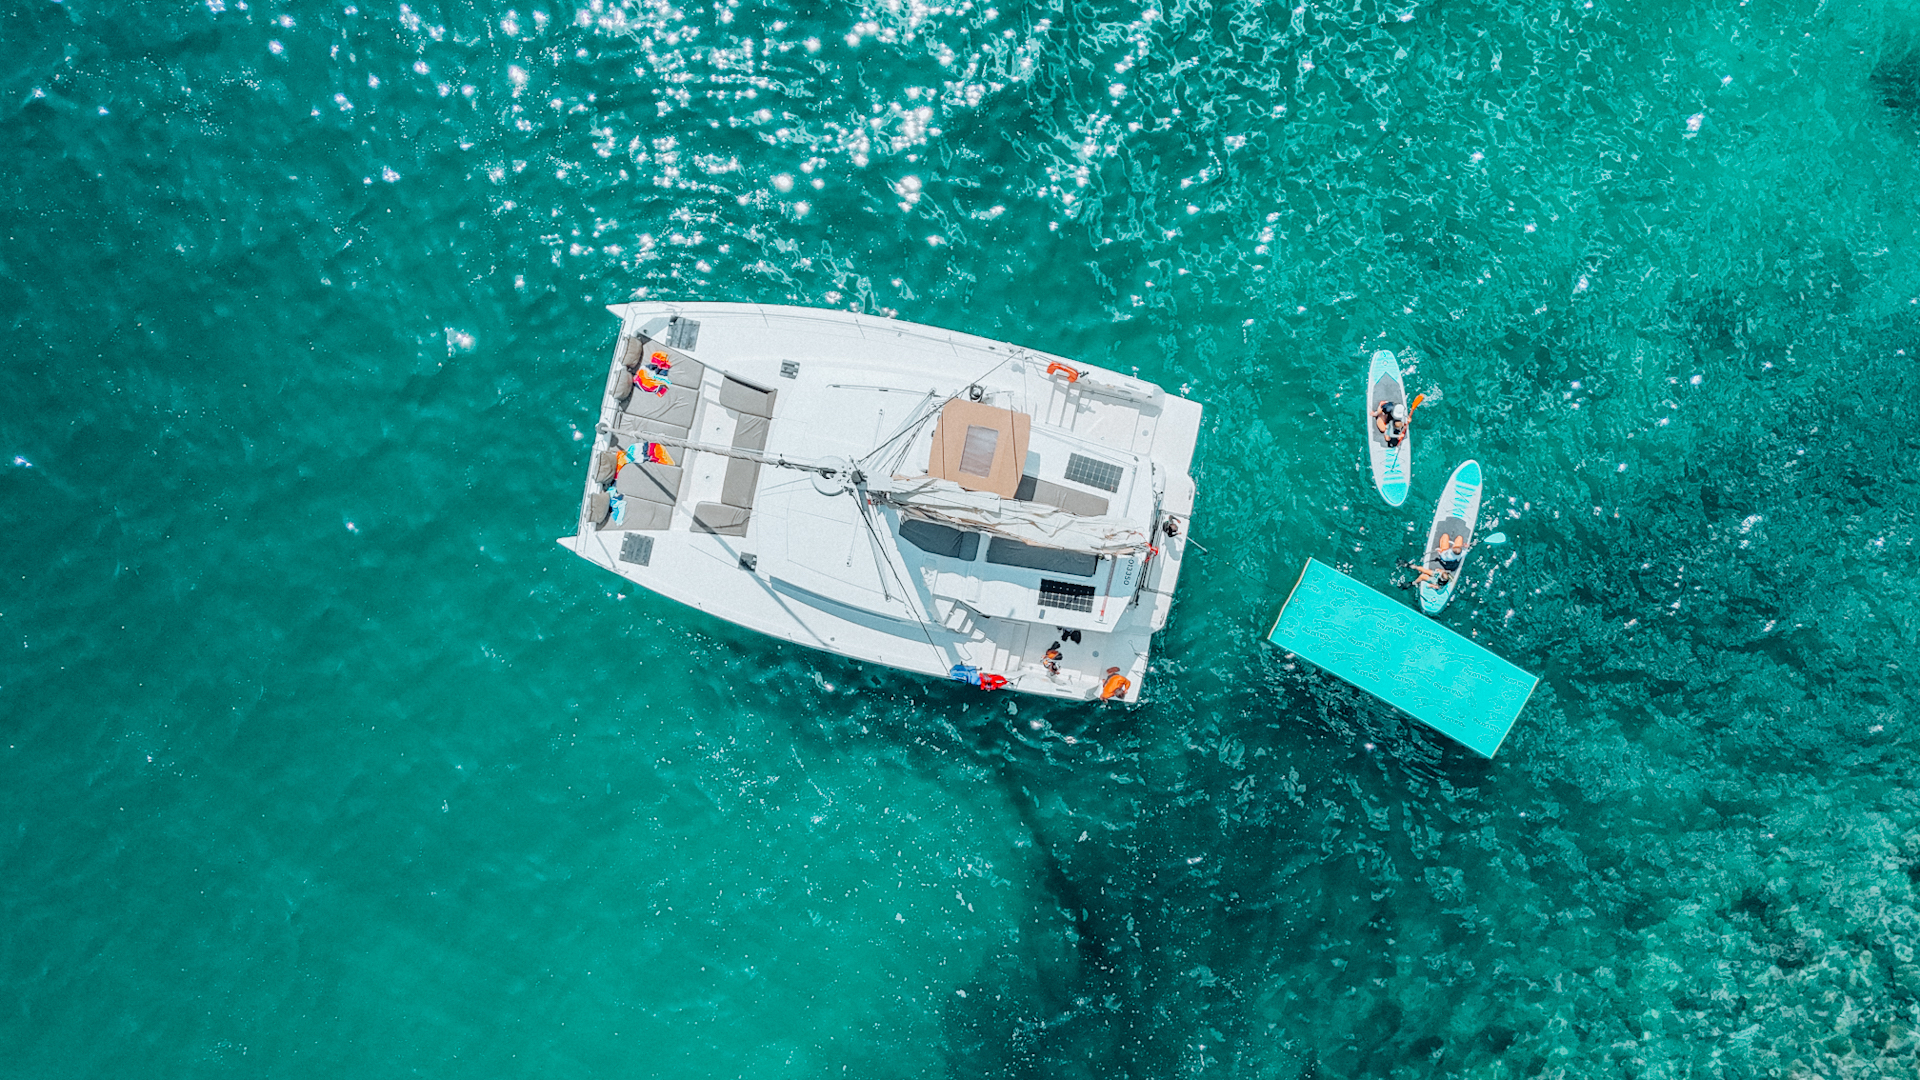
[1366,350,1410,506]
[1419,460,1482,616]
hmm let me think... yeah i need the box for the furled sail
[872,475,1151,555]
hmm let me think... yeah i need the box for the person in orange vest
[1100,666,1130,702]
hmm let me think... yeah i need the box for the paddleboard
[1366,350,1410,506]
[1418,459,1482,616]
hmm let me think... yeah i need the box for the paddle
[1406,392,1426,416]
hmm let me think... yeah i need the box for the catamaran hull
[560,303,1204,703]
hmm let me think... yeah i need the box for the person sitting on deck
[1373,400,1409,448]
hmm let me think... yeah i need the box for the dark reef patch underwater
[4,0,1920,1076]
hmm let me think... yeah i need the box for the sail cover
[875,475,1150,556]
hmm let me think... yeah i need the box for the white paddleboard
[1366,350,1410,506]
[1419,459,1482,616]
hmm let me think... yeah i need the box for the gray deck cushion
[617,335,646,371]
[607,363,636,403]
[620,381,698,433]
[1015,475,1111,518]
[692,502,751,537]
[611,417,687,445]
[668,356,705,388]
[585,491,611,527]
[733,413,770,452]
[615,460,685,505]
[593,449,619,485]
[608,498,672,532]
[720,457,760,509]
[719,377,776,418]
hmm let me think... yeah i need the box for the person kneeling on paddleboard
[1372,400,1409,448]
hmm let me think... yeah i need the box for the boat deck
[561,303,1204,702]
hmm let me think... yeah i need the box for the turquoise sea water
[5,0,1920,1075]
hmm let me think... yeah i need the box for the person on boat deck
[1372,400,1409,448]
[1411,533,1467,587]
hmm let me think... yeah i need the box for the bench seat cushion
[719,377,776,418]
[733,413,769,452]
[615,460,685,505]
[607,498,673,532]
[720,457,760,509]
[692,502,751,537]
[620,382,698,432]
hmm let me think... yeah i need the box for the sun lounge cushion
[615,460,684,505]
[586,491,611,527]
[635,351,704,389]
[608,498,672,532]
[617,335,647,371]
[612,417,687,446]
[594,449,620,485]
[621,382,698,432]
[720,457,760,509]
[733,413,769,452]
[719,377,776,418]
[692,502,751,537]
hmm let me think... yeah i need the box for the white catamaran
[558,302,1203,702]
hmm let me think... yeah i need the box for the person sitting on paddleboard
[1410,533,1467,587]
[1372,400,1409,448]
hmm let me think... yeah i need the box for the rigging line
[855,349,1024,471]
[857,390,941,475]
[852,491,948,664]
[619,432,835,475]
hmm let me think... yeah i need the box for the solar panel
[1063,453,1123,492]
[1038,579,1096,613]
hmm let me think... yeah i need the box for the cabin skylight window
[958,425,999,476]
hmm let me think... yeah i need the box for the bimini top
[927,399,1029,498]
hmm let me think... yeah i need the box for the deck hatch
[665,316,701,351]
[1038,579,1096,613]
[1064,453,1124,492]
[619,533,655,566]
[958,425,1000,476]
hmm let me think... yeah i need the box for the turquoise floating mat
[1265,559,1539,757]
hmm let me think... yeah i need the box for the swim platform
[1265,558,1538,757]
